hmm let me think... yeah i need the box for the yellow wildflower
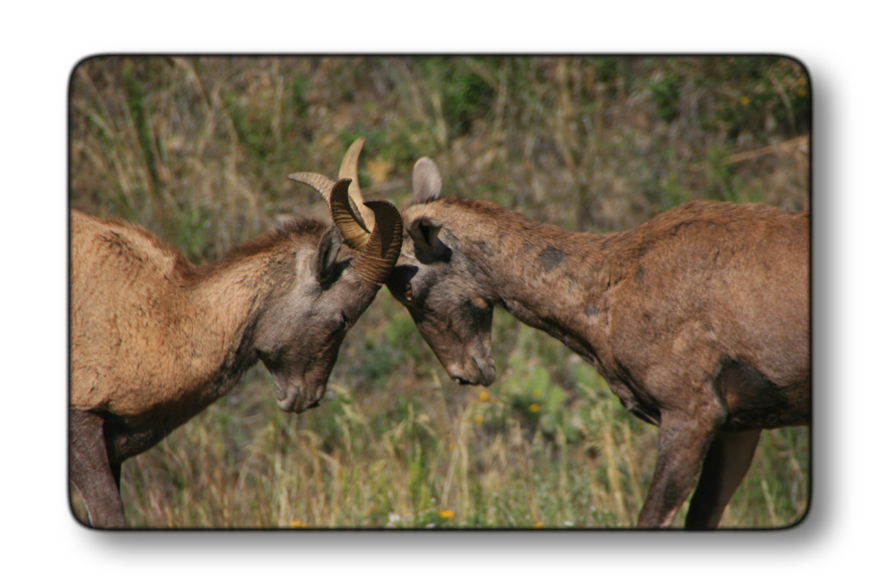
[534,521,544,528]
[479,391,489,402]
[473,414,484,425]
[291,521,308,528]
[739,95,750,106]
[439,510,455,520]
[529,403,540,413]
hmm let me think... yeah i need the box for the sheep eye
[403,283,413,302]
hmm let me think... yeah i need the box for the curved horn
[351,200,403,289]
[289,171,371,242]
[329,179,372,250]
[288,172,337,204]
[338,137,376,232]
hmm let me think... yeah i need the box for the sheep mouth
[276,390,317,414]
[271,377,324,414]
[447,352,496,386]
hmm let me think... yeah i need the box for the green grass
[70,56,810,529]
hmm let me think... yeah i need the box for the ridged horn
[330,179,372,250]
[351,200,403,289]
[288,172,337,204]
[338,137,376,232]
[288,172,368,244]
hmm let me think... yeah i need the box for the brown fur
[72,213,338,419]
[388,162,809,529]
[71,205,398,528]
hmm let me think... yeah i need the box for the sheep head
[257,178,402,413]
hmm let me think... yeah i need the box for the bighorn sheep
[71,178,403,528]
[294,141,810,529]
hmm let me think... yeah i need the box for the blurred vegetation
[69,55,809,529]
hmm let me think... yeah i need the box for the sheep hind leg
[684,429,762,529]
[70,408,125,528]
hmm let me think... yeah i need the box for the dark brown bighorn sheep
[71,178,403,528]
[300,140,810,529]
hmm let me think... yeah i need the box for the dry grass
[69,56,810,529]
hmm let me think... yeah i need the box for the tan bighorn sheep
[71,178,403,528]
[294,141,810,529]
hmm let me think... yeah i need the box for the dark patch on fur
[100,231,144,264]
[538,246,566,272]
[463,254,480,279]
[635,265,645,283]
[584,304,598,317]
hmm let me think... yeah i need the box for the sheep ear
[312,227,343,285]
[413,157,442,203]
[406,217,450,262]
[407,218,442,247]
